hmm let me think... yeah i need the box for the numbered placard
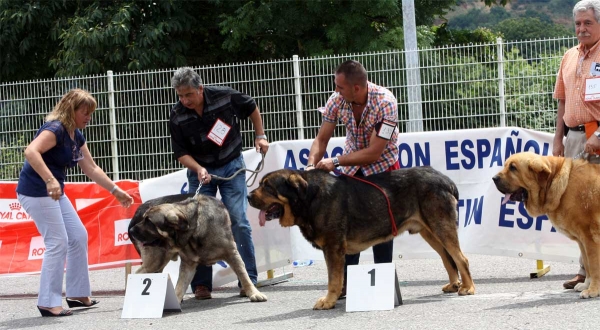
[121,273,181,318]
[585,77,600,102]
[346,263,402,312]
[207,118,231,146]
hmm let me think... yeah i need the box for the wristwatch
[332,157,340,167]
[595,131,600,140]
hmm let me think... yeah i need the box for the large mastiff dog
[248,168,475,310]
[493,151,600,299]
[128,194,267,303]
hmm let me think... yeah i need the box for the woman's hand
[46,178,62,201]
[112,187,134,208]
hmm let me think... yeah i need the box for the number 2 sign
[121,273,181,318]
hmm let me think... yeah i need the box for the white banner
[140,127,580,283]
[253,127,578,264]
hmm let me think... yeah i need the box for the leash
[333,169,398,237]
[195,152,265,196]
[572,150,600,160]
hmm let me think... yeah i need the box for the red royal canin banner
[0,181,142,275]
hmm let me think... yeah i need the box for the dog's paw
[313,296,336,310]
[579,288,599,299]
[458,285,475,296]
[442,281,461,293]
[248,291,268,302]
[575,279,590,292]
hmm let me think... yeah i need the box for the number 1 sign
[345,263,402,312]
[121,273,181,318]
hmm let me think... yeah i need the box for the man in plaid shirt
[306,60,400,298]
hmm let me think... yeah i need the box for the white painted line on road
[415,290,577,301]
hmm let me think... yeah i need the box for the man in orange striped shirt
[553,0,600,290]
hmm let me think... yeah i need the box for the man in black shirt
[169,67,269,299]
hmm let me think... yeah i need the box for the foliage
[49,1,192,76]
[0,135,26,180]
[449,7,511,30]
[447,0,574,35]
[2,0,504,82]
[493,17,571,40]
[417,41,564,132]
[0,0,75,80]
[432,23,501,46]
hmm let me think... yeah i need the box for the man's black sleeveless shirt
[169,86,256,167]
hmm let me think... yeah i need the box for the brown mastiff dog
[248,167,475,310]
[128,193,267,303]
[493,151,600,299]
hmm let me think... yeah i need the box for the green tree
[0,0,75,81]
[2,0,511,82]
[493,17,571,41]
[49,1,193,76]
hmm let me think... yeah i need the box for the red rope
[334,170,398,237]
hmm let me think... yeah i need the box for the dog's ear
[164,208,189,231]
[287,173,308,197]
[529,156,552,178]
[528,156,551,184]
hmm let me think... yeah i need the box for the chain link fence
[0,37,578,181]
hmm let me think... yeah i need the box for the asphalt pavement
[0,254,597,330]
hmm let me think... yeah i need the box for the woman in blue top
[16,89,134,317]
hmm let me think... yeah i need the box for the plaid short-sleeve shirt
[322,82,399,176]
[554,42,600,127]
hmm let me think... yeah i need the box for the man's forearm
[177,155,202,173]
[249,107,265,136]
[307,139,327,165]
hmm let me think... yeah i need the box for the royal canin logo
[28,236,46,260]
[9,202,21,211]
[114,219,132,246]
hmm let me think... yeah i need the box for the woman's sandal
[37,306,72,317]
[65,298,100,308]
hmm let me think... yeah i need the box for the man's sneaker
[563,274,586,290]
[194,285,212,300]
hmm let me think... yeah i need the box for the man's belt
[568,125,586,132]
[568,121,600,132]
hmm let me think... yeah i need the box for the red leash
[334,170,398,237]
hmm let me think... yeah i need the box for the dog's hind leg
[437,231,475,296]
[223,246,267,302]
[574,241,590,292]
[421,193,475,296]
[578,237,600,298]
[419,229,461,293]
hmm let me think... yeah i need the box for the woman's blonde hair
[45,89,97,132]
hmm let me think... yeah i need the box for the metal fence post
[402,0,424,132]
[497,37,506,127]
[107,70,120,181]
[292,55,305,140]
